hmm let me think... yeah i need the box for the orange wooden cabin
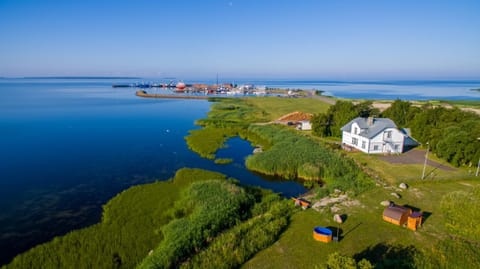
[383,205,412,226]
[383,204,423,231]
[407,211,422,231]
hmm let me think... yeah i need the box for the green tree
[324,252,373,269]
[311,113,333,137]
[381,99,414,127]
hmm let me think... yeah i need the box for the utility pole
[476,158,480,177]
[476,138,480,177]
[422,142,429,180]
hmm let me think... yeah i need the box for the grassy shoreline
[4,168,293,269]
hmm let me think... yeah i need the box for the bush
[180,195,292,269]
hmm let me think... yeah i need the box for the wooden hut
[383,205,412,226]
[292,197,311,209]
[407,212,422,231]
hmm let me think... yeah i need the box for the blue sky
[0,0,479,79]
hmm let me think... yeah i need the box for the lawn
[243,96,331,121]
[243,179,479,268]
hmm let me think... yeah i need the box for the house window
[352,137,358,145]
[354,127,358,134]
[394,144,400,151]
[361,141,366,149]
[373,145,379,151]
[386,131,392,139]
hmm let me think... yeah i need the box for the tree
[324,252,373,269]
[311,113,333,137]
[311,101,380,138]
[381,99,414,127]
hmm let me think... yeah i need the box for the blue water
[0,78,305,265]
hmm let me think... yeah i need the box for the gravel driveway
[379,149,455,171]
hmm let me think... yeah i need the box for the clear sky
[0,0,479,79]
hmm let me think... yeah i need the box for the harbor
[114,80,271,96]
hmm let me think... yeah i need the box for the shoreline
[135,90,480,115]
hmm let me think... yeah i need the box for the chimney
[367,116,374,126]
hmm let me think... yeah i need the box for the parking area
[379,149,455,171]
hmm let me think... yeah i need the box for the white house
[297,120,312,131]
[341,117,418,154]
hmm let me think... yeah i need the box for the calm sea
[0,78,305,265]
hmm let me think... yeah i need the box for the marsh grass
[214,158,233,165]
[4,169,227,269]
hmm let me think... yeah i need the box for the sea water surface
[0,78,305,265]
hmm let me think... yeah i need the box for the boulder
[391,192,401,199]
[380,200,391,206]
[399,183,408,189]
[334,214,343,224]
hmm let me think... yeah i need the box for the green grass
[185,127,239,159]
[214,158,233,164]
[243,179,480,268]
[243,96,331,121]
[138,179,253,269]
[439,100,480,108]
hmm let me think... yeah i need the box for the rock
[380,200,391,206]
[391,192,401,199]
[334,214,343,224]
[330,206,341,213]
[253,147,263,154]
[399,183,408,189]
[334,189,342,194]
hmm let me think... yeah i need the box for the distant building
[341,117,418,154]
[297,120,312,131]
